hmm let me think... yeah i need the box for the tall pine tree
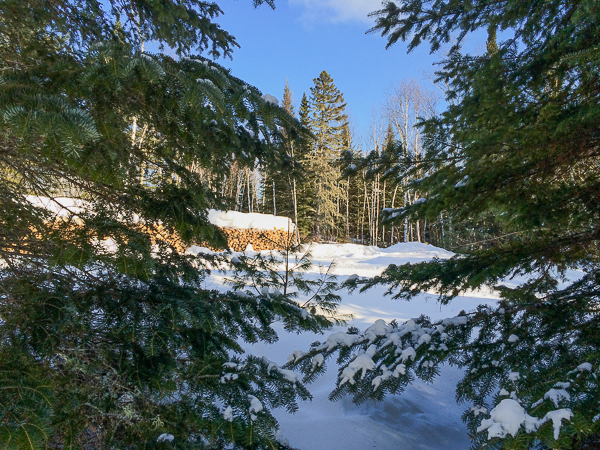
[295,92,317,237]
[303,71,349,241]
[281,81,301,240]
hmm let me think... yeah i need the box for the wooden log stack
[26,196,296,254]
[219,228,294,252]
[160,226,295,253]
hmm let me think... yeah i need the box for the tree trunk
[291,175,299,244]
[346,177,350,239]
[404,191,409,242]
[247,170,252,213]
[391,185,398,245]
[272,181,276,216]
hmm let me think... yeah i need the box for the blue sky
[214,0,442,143]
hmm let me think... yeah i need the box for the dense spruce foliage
[287,0,600,448]
[301,71,350,241]
[0,1,341,448]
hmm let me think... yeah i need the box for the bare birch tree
[383,79,437,243]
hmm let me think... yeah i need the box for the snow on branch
[477,399,573,441]
[285,313,472,404]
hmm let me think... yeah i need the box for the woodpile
[24,197,297,254]
[26,212,294,254]
[219,228,295,252]
[149,224,295,253]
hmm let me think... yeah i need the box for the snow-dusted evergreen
[0,1,334,448]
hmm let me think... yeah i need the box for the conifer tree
[0,1,338,448]
[295,92,316,237]
[299,92,310,125]
[303,71,349,241]
[288,0,600,448]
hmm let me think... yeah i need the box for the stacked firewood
[28,204,295,254]
[152,225,295,253]
[219,228,295,251]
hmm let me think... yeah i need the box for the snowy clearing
[204,242,500,449]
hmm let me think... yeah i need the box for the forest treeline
[213,71,498,252]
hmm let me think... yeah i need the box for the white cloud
[289,0,384,25]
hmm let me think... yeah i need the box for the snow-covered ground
[204,242,500,449]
